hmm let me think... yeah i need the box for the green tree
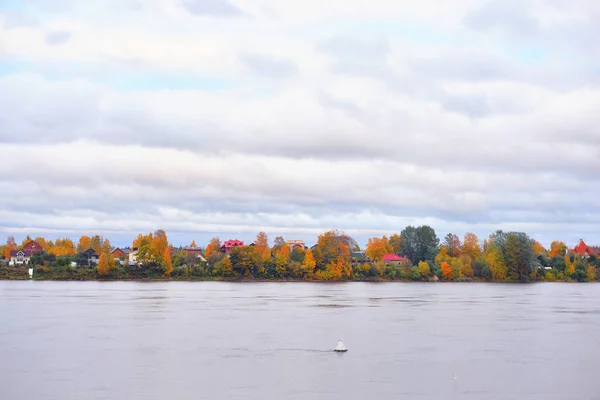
[229,246,260,277]
[399,225,439,263]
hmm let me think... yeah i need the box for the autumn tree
[49,238,76,256]
[365,236,393,262]
[205,237,221,257]
[388,234,402,255]
[190,240,197,247]
[484,243,507,280]
[4,236,17,259]
[302,249,316,276]
[20,235,32,247]
[163,247,173,275]
[255,232,271,261]
[77,236,91,252]
[90,235,102,253]
[98,253,110,276]
[417,261,431,278]
[34,237,49,250]
[229,246,260,277]
[313,230,351,268]
[549,241,567,257]
[532,240,547,256]
[443,233,462,257]
[461,233,482,260]
[441,261,454,280]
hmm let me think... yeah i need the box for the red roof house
[572,240,599,257]
[10,240,44,265]
[383,254,407,264]
[220,240,244,254]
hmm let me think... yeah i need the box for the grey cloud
[239,53,297,78]
[181,0,243,17]
[45,31,71,46]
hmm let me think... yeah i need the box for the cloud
[239,53,297,78]
[181,0,243,17]
[1,1,600,247]
[463,0,540,36]
[44,31,71,45]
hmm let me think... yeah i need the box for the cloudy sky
[1,0,599,248]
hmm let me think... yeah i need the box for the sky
[0,0,599,249]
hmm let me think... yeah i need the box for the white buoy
[28,268,33,279]
[334,339,347,352]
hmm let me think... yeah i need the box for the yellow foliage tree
[462,233,482,260]
[564,255,575,277]
[98,253,110,276]
[276,244,290,262]
[485,245,507,280]
[302,249,316,275]
[49,238,76,257]
[190,240,197,248]
[435,245,450,265]
[532,240,547,256]
[417,261,431,278]
[586,265,597,282]
[365,236,393,262]
[34,237,48,250]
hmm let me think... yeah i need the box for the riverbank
[0,266,587,283]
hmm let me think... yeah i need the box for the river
[1,281,599,400]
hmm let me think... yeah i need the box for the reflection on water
[1,281,600,400]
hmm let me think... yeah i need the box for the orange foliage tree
[365,236,393,262]
[440,261,454,280]
[77,236,91,252]
[255,232,271,261]
[4,236,17,259]
[98,253,110,276]
[549,241,567,257]
[461,233,481,260]
[49,238,76,256]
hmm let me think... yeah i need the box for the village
[2,230,599,282]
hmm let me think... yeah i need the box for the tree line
[1,227,598,282]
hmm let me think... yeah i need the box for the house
[181,246,207,262]
[286,240,308,252]
[128,248,139,266]
[84,248,100,265]
[111,247,129,260]
[572,240,599,258]
[383,254,407,266]
[220,240,244,254]
[9,240,44,265]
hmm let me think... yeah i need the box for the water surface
[1,281,599,400]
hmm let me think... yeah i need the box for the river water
[1,281,599,400]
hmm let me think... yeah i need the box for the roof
[10,249,36,257]
[111,247,130,254]
[573,240,598,256]
[223,240,244,247]
[383,254,406,262]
